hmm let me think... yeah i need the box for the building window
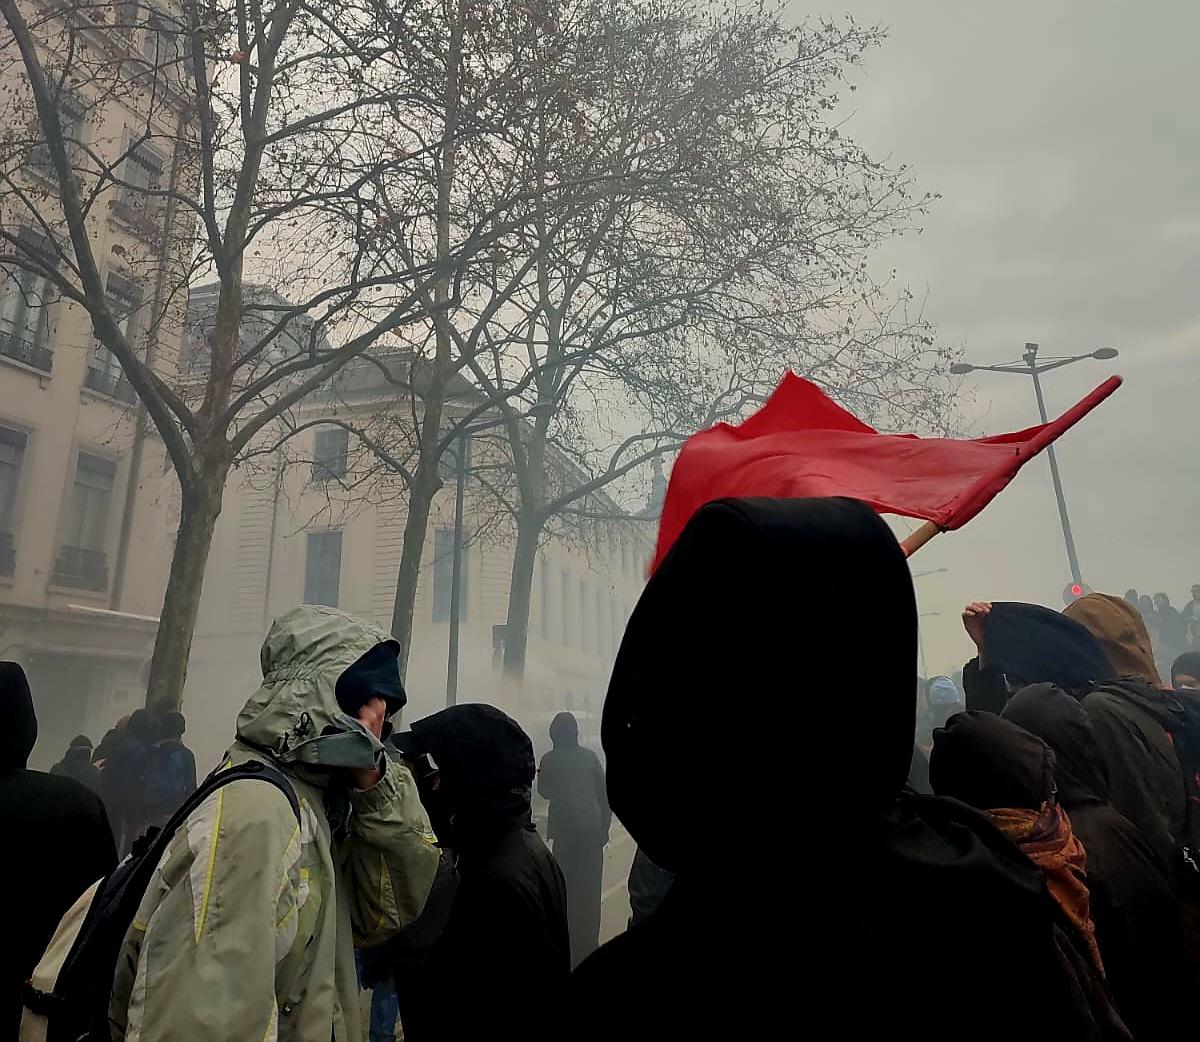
[0,255,53,373]
[143,11,181,68]
[539,555,551,641]
[30,95,86,176]
[0,427,27,577]
[312,427,348,483]
[54,451,116,590]
[580,580,593,654]
[432,526,468,623]
[86,273,139,402]
[304,530,342,607]
[119,142,164,219]
[437,431,472,482]
[560,568,572,646]
[596,587,609,658]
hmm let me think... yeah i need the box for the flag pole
[901,521,941,558]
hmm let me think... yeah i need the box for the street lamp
[443,402,552,706]
[950,342,1119,585]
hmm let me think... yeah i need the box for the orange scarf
[987,802,1104,976]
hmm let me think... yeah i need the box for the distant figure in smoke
[554,497,1120,1041]
[538,710,611,965]
[1125,588,1140,610]
[99,709,156,854]
[1154,593,1189,666]
[142,711,197,827]
[50,734,102,795]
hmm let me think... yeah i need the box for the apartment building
[186,338,654,767]
[0,2,191,764]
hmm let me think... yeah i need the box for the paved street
[599,825,638,944]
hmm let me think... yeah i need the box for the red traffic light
[1062,581,1092,604]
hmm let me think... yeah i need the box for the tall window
[596,586,609,658]
[580,580,593,654]
[432,527,468,622]
[539,555,551,641]
[88,273,140,396]
[0,427,27,576]
[55,451,116,590]
[312,427,348,483]
[143,12,180,68]
[0,265,51,369]
[120,143,164,216]
[560,568,573,646]
[304,530,342,607]
[30,95,85,175]
[437,432,472,481]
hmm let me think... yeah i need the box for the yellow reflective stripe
[194,787,225,942]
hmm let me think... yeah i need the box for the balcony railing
[85,365,138,404]
[52,546,108,591]
[0,332,53,374]
[0,532,15,578]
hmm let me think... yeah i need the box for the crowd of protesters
[5,496,1200,1040]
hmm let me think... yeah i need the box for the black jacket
[538,715,611,847]
[0,663,116,1037]
[1004,685,1198,1041]
[556,498,1123,1041]
[50,745,102,795]
[402,705,569,1042]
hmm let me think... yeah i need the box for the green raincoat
[109,606,439,1042]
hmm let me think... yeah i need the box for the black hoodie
[555,497,1125,1042]
[1003,685,1198,1041]
[400,704,568,1042]
[0,663,116,1037]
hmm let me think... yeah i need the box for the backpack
[142,741,194,817]
[20,759,300,1042]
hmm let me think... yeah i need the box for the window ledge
[0,353,52,383]
[81,383,138,409]
[107,203,161,245]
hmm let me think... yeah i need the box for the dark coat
[50,744,102,795]
[0,663,117,1038]
[556,498,1122,1041]
[538,716,611,847]
[402,705,569,1042]
[1004,684,1199,1040]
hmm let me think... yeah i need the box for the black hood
[1002,684,1109,807]
[603,497,916,872]
[410,704,535,845]
[0,661,36,769]
[549,711,579,748]
[929,710,1056,812]
[983,602,1115,691]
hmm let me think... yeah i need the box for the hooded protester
[929,711,1105,974]
[1002,684,1198,1041]
[142,709,198,826]
[1172,653,1200,692]
[538,709,611,965]
[0,663,116,1038]
[396,703,569,1042]
[555,497,1125,1041]
[108,606,439,1042]
[961,596,1186,872]
[50,734,102,795]
[99,708,156,854]
[1154,593,1189,663]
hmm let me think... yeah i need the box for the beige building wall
[0,7,189,766]
[187,416,652,772]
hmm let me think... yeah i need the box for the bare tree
[0,0,536,706]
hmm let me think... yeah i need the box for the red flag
[652,372,1122,571]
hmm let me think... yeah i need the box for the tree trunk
[502,508,544,678]
[390,475,439,680]
[144,477,224,710]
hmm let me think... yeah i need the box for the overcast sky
[790,0,1200,673]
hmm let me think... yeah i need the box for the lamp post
[443,402,552,706]
[950,343,1118,586]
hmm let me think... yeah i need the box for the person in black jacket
[397,704,569,1042]
[538,710,611,964]
[554,497,1129,1042]
[0,662,116,1038]
[1002,683,1197,1040]
[50,734,102,795]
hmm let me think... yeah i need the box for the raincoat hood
[603,497,917,872]
[1002,684,1110,807]
[0,661,35,769]
[236,605,400,774]
[983,602,1114,691]
[930,710,1056,812]
[549,711,579,748]
[1064,592,1163,688]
